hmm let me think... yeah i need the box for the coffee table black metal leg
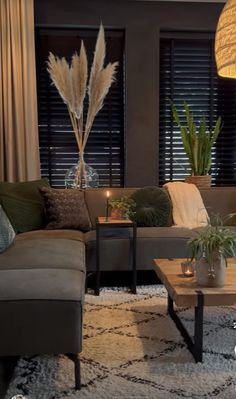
[132,224,137,294]
[167,294,195,353]
[95,224,100,296]
[194,291,204,362]
[167,291,204,363]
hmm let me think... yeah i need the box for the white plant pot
[195,252,226,288]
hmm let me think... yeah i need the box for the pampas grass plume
[47,23,118,156]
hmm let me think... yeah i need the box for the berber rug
[6,286,236,399]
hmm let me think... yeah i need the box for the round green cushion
[130,187,171,227]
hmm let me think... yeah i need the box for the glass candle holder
[181,261,194,277]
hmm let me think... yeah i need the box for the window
[36,28,125,187]
[159,33,236,186]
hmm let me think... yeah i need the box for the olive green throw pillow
[0,178,50,233]
[130,186,171,227]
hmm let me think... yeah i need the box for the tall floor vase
[65,153,99,189]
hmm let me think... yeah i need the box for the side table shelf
[95,216,137,295]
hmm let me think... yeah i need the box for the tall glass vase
[65,153,99,189]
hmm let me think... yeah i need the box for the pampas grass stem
[47,23,118,161]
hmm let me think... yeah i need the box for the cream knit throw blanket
[164,182,209,229]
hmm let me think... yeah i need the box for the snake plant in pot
[171,102,222,189]
[188,216,236,287]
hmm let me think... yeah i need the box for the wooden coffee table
[153,258,236,362]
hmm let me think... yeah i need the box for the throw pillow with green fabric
[0,205,16,252]
[0,178,50,233]
[130,186,171,227]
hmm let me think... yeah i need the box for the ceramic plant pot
[110,208,125,219]
[195,251,226,287]
[185,175,212,189]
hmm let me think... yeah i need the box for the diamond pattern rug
[6,286,236,399]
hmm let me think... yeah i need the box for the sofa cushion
[40,187,91,232]
[16,229,84,242]
[0,205,16,253]
[0,238,85,273]
[85,226,197,271]
[130,187,171,227]
[85,226,197,244]
[0,268,85,301]
[199,187,236,225]
[0,178,50,233]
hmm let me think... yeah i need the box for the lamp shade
[215,0,236,78]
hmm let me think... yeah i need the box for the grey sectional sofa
[0,228,85,389]
[84,187,236,271]
[1,185,236,389]
[4,186,236,274]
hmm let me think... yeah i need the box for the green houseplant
[188,216,236,287]
[108,196,136,219]
[171,102,222,188]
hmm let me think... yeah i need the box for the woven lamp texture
[215,0,236,78]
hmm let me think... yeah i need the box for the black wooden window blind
[36,28,125,187]
[159,34,236,186]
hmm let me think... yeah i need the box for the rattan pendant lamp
[215,0,236,78]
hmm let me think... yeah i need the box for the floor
[0,270,159,399]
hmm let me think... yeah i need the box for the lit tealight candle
[106,191,110,221]
[185,270,193,277]
[181,261,194,277]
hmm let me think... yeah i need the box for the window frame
[159,31,236,187]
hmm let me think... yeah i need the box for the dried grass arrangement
[47,23,118,185]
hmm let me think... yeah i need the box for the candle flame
[106,190,110,198]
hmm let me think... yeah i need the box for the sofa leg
[67,353,81,390]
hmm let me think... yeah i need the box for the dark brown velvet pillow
[40,187,91,232]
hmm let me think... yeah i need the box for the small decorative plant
[171,101,222,176]
[188,221,236,267]
[108,196,136,219]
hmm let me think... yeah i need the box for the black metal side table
[95,216,137,296]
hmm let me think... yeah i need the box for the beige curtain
[0,0,40,182]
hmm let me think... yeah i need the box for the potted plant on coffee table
[188,216,236,287]
[108,196,136,220]
[171,101,222,189]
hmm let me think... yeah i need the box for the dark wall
[34,0,224,187]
